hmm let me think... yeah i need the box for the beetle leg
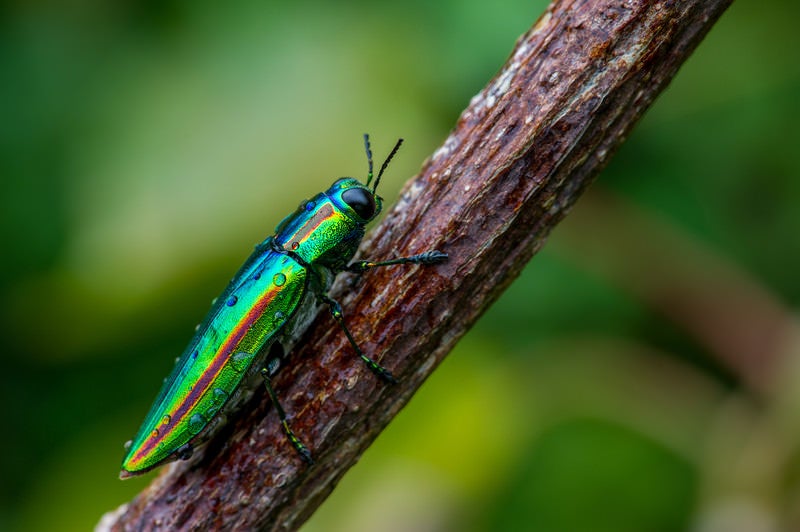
[344,250,448,274]
[319,294,398,384]
[259,368,313,464]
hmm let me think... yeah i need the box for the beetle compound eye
[342,187,376,220]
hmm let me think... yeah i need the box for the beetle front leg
[318,294,398,384]
[344,250,448,274]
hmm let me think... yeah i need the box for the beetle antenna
[363,134,374,187]
[373,138,403,193]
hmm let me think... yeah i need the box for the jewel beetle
[120,135,447,478]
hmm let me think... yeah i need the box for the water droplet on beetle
[291,241,300,250]
[231,352,252,372]
[151,428,159,438]
[124,440,132,451]
[273,273,286,286]
[253,264,266,281]
[176,443,193,461]
[274,311,285,322]
[304,200,316,211]
[189,414,205,434]
[226,295,238,306]
[267,357,280,375]
[161,414,171,426]
[213,388,228,405]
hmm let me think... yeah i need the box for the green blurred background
[2,0,799,530]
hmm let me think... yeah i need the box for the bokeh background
[2,0,799,530]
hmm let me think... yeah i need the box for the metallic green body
[121,178,378,477]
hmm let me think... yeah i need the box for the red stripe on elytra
[130,285,281,463]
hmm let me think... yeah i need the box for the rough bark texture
[98,0,734,530]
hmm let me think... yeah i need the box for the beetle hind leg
[260,368,314,464]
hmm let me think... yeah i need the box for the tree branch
[99,0,734,529]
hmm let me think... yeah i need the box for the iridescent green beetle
[120,135,447,478]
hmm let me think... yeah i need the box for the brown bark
[98,0,734,530]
